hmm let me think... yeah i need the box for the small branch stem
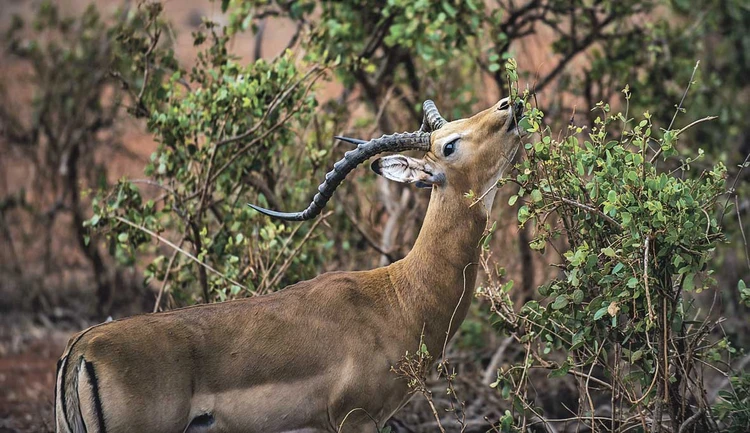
[650,61,700,163]
[558,196,623,231]
[114,215,244,289]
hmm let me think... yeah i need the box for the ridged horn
[249,132,432,221]
[421,99,447,132]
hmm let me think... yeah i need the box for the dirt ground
[0,315,73,433]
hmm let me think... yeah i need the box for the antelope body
[55,98,524,433]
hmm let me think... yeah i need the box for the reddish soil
[0,319,72,433]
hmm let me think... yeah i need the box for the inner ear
[371,155,444,186]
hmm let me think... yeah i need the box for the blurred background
[0,0,748,431]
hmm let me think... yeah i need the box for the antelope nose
[514,100,524,116]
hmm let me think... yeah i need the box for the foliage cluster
[86,2,344,309]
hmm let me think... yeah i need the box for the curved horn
[421,100,447,132]
[334,135,367,146]
[249,132,431,221]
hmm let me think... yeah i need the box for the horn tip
[247,203,305,222]
[334,135,367,146]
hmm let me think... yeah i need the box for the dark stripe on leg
[58,356,73,433]
[54,358,61,432]
[60,323,108,433]
[84,360,107,433]
[54,358,60,406]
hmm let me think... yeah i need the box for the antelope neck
[393,186,488,347]
[407,187,487,268]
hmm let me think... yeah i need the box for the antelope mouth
[507,100,526,133]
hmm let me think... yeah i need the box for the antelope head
[249,97,525,221]
[373,98,525,211]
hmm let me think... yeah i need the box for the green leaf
[572,289,584,304]
[631,350,643,362]
[683,273,695,291]
[548,361,570,378]
[594,306,608,320]
[518,205,530,224]
[442,1,458,17]
[552,295,569,310]
[612,262,624,274]
[602,247,616,257]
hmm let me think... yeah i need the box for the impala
[55,97,524,433]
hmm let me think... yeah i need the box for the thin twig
[644,235,655,323]
[114,216,244,288]
[343,206,398,263]
[735,195,750,270]
[443,262,475,360]
[569,367,613,390]
[137,28,161,103]
[558,196,623,231]
[214,66,322,148]
[337,407,382,433]
[674,116,718,137]
[130,178,178,196]
[153,235,185,312]
[650,61,700,163]
[264,210,333,293]
[482,336,513,385]
[720,152,750,226]
[678,409,704,433]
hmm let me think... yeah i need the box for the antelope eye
[499,100,510,110]
[443,139,458,157]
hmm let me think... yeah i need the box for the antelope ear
[371,155,444,186]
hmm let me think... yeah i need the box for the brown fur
[54,99,522,433]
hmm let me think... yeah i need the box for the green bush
[714,372,750,433]
[480,66,735,431]
[86,2,339,308]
